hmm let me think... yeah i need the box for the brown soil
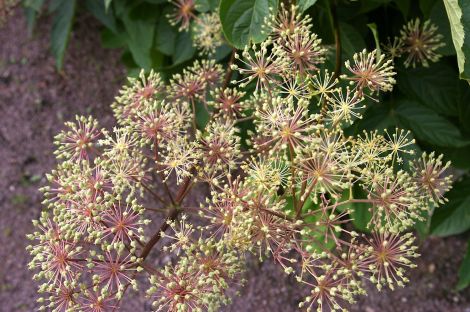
[1,9,470,312]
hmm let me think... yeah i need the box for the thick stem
[140,206,179,260]
[139,174,195,260]
[296,177,317,218]
[154,138,175,205]
[261,208,294,222]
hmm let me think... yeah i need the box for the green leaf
[195,0,219,12]
[349,185,372,232]
[394,0,410,18]
[219,0,278,49]
[85,0,118,33]
[24,0,45,11]
[457,241,470,290]
[367,23,381,56]
[155,12,177,56]
[419,0,438,18]
[214,44,233,61]
[443,0,470,81]
[430,176,470,237]
[340,22,366,61]
[395,100,469,148]
[435,145,470,170]
[121,4,157,70]
[414,203,434,240]
[458,80,470,133]
[105,0,112,11]
[397,64,460,116]
[430,0,456,56]
[347,100,395,135]
[50,0,76,70]
[359,0,391,14]
[48,0,63,12]
[195,103,210,129]
[173,30,196,65]
[298,0,318,13]
[24,6,40,36]
[283,196,337,252]
[101,28,127,49]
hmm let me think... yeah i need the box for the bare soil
[1,9,470,312]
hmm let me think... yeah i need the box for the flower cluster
[28,4,453,312]
[168,0,225,55]
[383,18,445,68]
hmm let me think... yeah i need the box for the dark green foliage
[219,0,278,49]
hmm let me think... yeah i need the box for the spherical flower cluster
[28,5,452,312]
[382,18,445,68]
[169,1,226,55]
[192,12,224,55]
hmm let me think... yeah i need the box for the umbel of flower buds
[27,4,452,312]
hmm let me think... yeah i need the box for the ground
[0,9,469,312]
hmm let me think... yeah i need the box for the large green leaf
[347,100,395,135]
[397,64,460,116]
[195,0,219,12]
[24,0,45,11]
[120,3,157,70]
[349,185,372,232]
[298,0,318,13]
[24,0,45,35]
[367,23,381,56]
[219,0,278,49]
[340,22,366,61]
[359,0,391,14]
[85,0,118,33]
[419,0,438,18]
[395,100,469,148]
[50,0,76,70]
[430,176,470,236]
[173,30,196,65]
[458,76,470,134]
[101,28,127,49]
[457,241,470,290]
[105,0,113,11]
[155,11,177,56]
[394,0,410,18]
[430,0,456,56]
[282,196,337,252]
[443,0,470,81]
[436,145,470,170]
